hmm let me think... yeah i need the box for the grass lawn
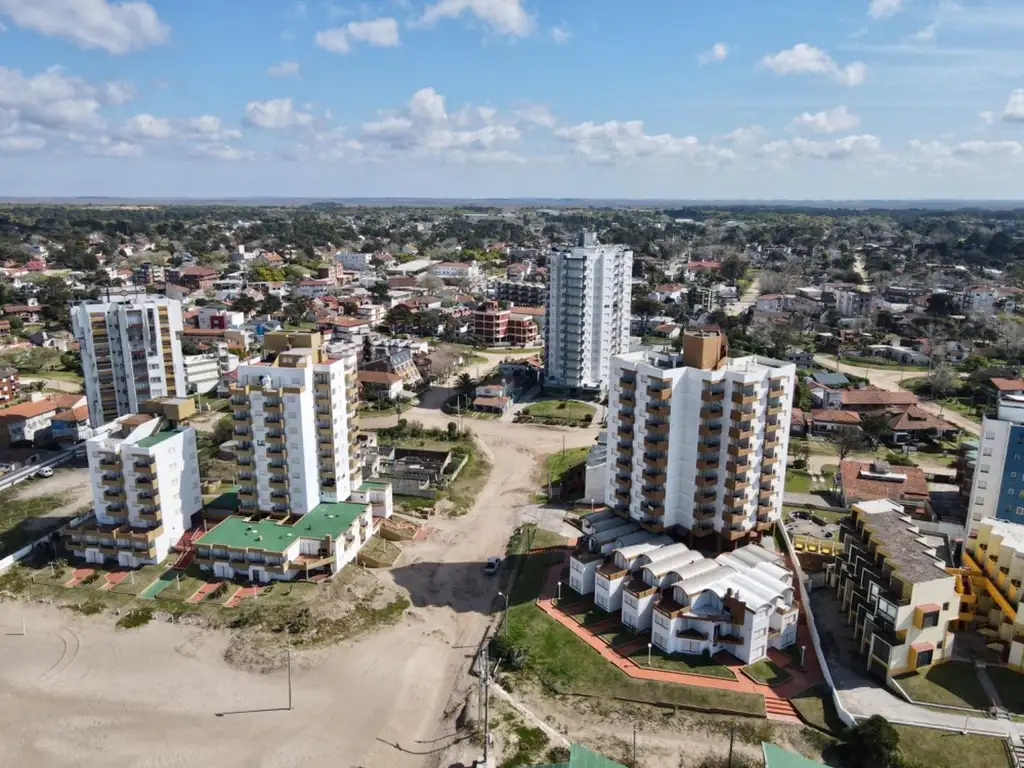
[543,447,590,486]
[571,605,614,627]
[983,666,1024,715]
[895,726,1010,768]
[109,563,168,595]
[38,369,85,383]
[790,685,846,733]
[523,400,595,421]
[502,546,764,715]
[0,490,77,559]
[785,471,813,494]
[742,659,791,686]
[894,661,990,710]
[629,646,737,680]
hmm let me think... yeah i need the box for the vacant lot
[543,447,590,486]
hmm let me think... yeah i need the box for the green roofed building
[762,743,828,767]
[534,744,627,768]
[194,501,374,582]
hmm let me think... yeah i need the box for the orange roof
[839,459,929,503]
[991,378,1024,392]
[0,394,82,421]
[840,389,917,407]
[52,404,90,423]
[811,409,861,425]
[358,370,402,385]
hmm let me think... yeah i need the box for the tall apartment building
[605,329,795,549]
[829,499,959,681]
[63,398,202,568]
[966,395,1024,536]
[72,297,187,428]
[544,231,632,393]
[493,279,546,307]
[207,331,392,583]
[962,516,1024,669]
[230,332,360,514]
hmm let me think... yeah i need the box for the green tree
[860,412,892,447]
[457,372,475,394]
[258,294,283,315]
[840,715,901,767]
[631,296,664,335]
[232,295,259,315]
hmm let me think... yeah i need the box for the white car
[36,466,53,478]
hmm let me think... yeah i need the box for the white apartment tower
[230,332,362,517]
[72,296,187,427]
[63,399,202,567]
[966,395,1024,536]
[545,231,633,393]
[606,329,795,549]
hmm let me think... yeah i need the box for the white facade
[545,232,633,392]
[337,252,373,271]
[68,416,201,567]
[72,297,187,427]
[183,344,238,395]
[606,332,795,546]
[650,545,799,664]
[966,517,1024,668]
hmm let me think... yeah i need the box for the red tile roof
[839,459,930,504]
[840,389,918,408]
[357,370,402,386]
[990,378,1024,392]
[812,409,862,425]
[0,394,82,421]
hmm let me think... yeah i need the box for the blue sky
[0,0,1023,199]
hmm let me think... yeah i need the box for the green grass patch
[629,646,737,680]
[785,471,813,494]
[522,400,595,420]
[895,661,990,710]
[571,605,613,627]
[116,607,154,629]
[895,725,1010,768]
[984,666,1024,715]
[497,722,549,768]
[543,447,590,486]
[742,659,791,686]
[790,684,846,734]
[0,489,76,559]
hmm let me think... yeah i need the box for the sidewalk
[535,550,818,724]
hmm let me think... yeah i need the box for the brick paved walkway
[536,548,821,725]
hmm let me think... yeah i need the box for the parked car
[484,556,502,575]
[36,466,53,478]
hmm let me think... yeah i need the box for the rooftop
[853,500,950,584]
[135,429,182,449]
[840,459,929,504]
[197,501,368,553]
[840,389,917,407]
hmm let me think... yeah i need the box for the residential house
[651,322,681,340]
[493,279,546,307]
[3,300,42,324]
[0,319,11,340]
[357,370,404,401]
[0,393,85,447]
[651,283,686,303]
[50,403,94,445]
[784,348,815,367]
[173,266,220,291]
[293,279,335,299]
[336,252,373,272]
[838,460,930,514]
[829,498,958,681]
[886,405,958,445]
[810,409,861,435]
[430,261,482,286]
[0,364,19,403]
[840,389,918,413]
[196,306,245,330]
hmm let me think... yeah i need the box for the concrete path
[727,275,761,317]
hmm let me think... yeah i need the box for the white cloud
[980,110,995,126]
[955,140,1024,157]
[124,113,173,139]
[267,61,301,78]
[419,0,535,37]
[85,136,143,157]
[550,26,570,44]
[103,81,136,105]
[0,66,106,131]
[553,119,735,166]
[315,17,400,53]
[0,0,169,55]
[790,106,861,134]
[0,135,45,152]
[869,0,904,20]
[191,143,253,162]
[909,21,939,42]
[722,125,764,145]
[698,43,729,66]
[1004,89,1024,122]
[358,87,522,159]
[761,44,867,86]
[760,134,881,161]
[187,116,223,135]
[516,104,557,128]
[243,98,313,130]
[347,18,400,47]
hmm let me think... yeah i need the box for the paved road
[727,274,761,317]
[813,353,980,437]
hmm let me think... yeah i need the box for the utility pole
[727,725,735,767]
[482,646,491,766]
[287,647,292,711]
[632,722,637,767]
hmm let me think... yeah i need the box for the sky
[0,0,1023,200]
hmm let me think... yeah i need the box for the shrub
[81,572,101,586]
[116,607,153,629]
[209,582,230,600]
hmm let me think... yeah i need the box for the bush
[81,572,101,586]
[116,607,153,629]
[209,582,230,600]
[490,633,529,671]
[71,601,104,616]
[884,451,915,467]
[545,746,570,764]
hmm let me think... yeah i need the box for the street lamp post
[497,590,510,637]
[556,581,562,602]
[647,642,652,667]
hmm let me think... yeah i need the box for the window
[981,464,991,473]
[942,602,950,611]
[1018,507,1024,516]
[754,627,767,639]
[921,611,940,628]
[986,431,996,439]
[983,447,993,456]
[975,499,984,506]
[937,641,944,650]
[916,649,934,667]
[979,481,988,490]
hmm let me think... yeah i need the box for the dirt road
[20,377,83,394]
[727,274,761,317]
[0,399,600,768]
[813,353,980,437]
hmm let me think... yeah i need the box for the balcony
[647,386,671,401]
[266,402,284,415]
[98,456,121,470]
[693,490,716,504]
[643,488,666,502]
[723,528,748,542]
[762,455,778,468]
[617,427,633,441]
[726,457,751,473]
[618,442,633,458]
[644,437,667,452]
[619,412,635,426]
[728,443,753,458]
[647,422,669,436]
[620,378,636,392]
[643,470,666,484]
[616,458,631,472]
[648,403,670,419]
[729,426,754,441]
[615,490,630,504]
[644,454,667,469]
[101,475,122,488]
[725,511,748,525]
[619,390,635,405]
[761,471,775,485]
[695,474,718,488]
[692,523,716,538]
[693,506,715,522]
[702,389,725,403]
[766,405,784,418]
[726,478,748,493]
[133,460,156,473]
[732,390,757,405]
[697,458,719,470]
[724,495,747,510]
[699,424,722,438]
[267,445,287,457]
[237,444,254,458]
[699,405,723,420]
[759,487,774,500]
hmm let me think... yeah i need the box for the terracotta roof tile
[839,459,929,504]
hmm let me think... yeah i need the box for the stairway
[171,549,196,571]
[169,527,204,570]
[764,696,802,724]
